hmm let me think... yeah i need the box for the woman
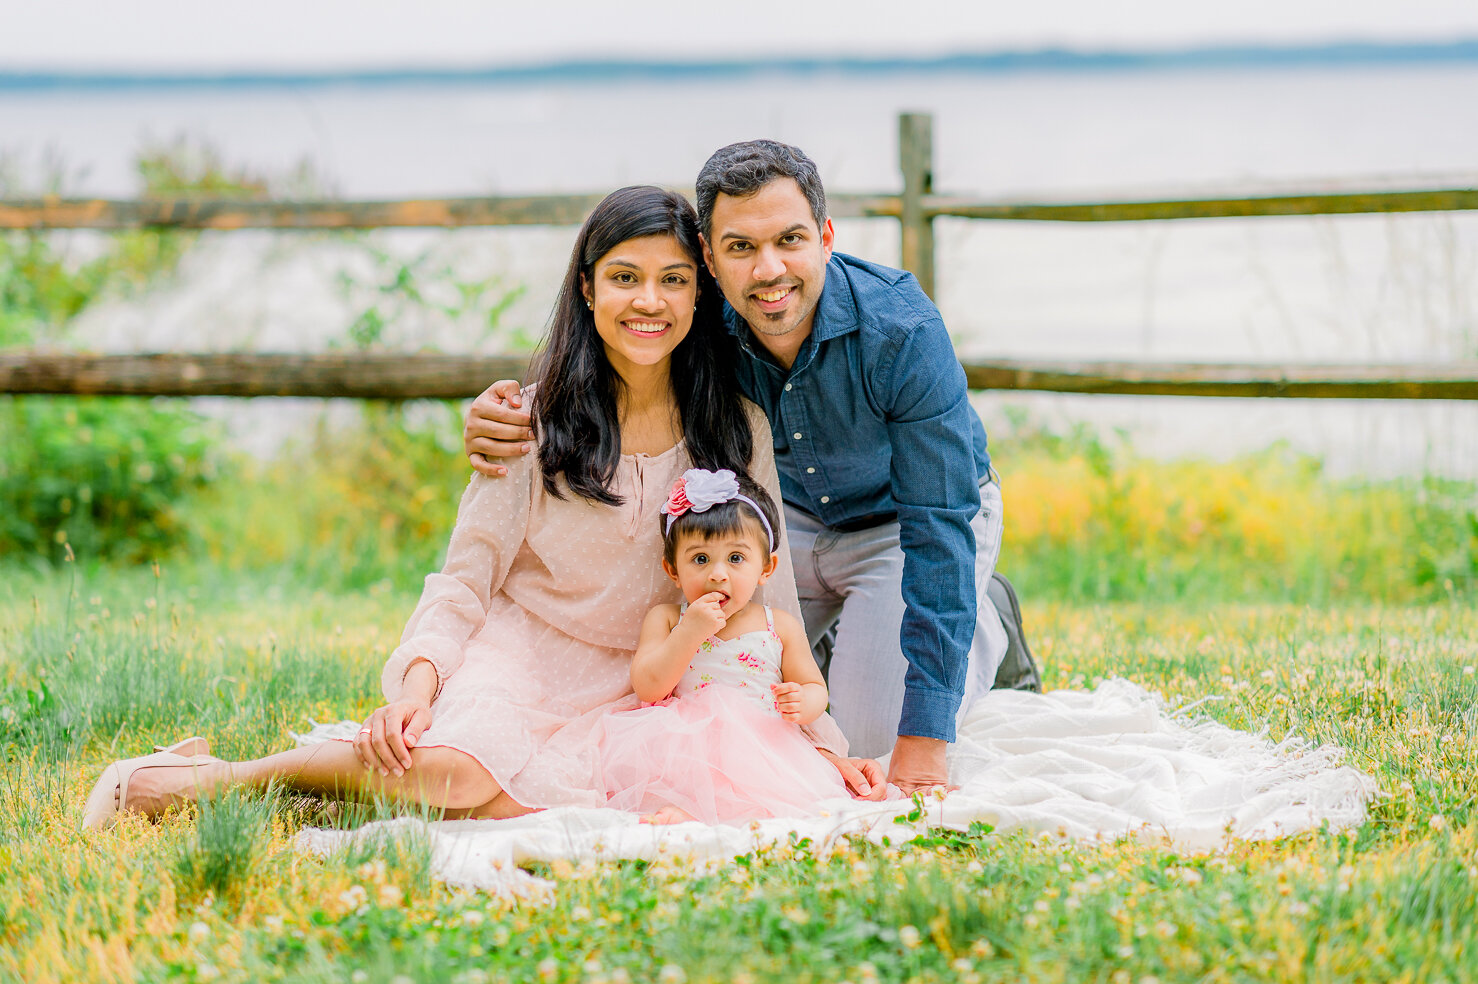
[82,186,876,829]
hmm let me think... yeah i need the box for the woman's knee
[407,746,500,808]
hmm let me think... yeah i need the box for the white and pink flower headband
[661,468,775,552]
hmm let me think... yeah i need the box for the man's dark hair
[695,140,828,243]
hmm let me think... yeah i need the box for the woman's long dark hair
[532,185,752,504]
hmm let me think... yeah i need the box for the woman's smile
[583,233,697,375]
[622,318,672,336]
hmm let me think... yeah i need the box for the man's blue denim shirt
[725,251,991,743]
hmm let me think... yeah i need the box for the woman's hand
[465,380,534,476]
[354,699,433,777]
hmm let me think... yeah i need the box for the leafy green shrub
[0,396,219,563]
[191,401,470,588]
[0,139,286,565]
[994,411,1478,603]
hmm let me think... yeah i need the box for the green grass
[2,565,1474,982]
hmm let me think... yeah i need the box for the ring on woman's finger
[358,728,373,736]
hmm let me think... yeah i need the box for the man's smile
[751,285,796,312]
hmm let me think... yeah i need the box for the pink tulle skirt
[597,685,851,825]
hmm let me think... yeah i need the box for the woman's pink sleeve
[379,457,535,701]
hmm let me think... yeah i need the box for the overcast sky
[4,0,1478,72]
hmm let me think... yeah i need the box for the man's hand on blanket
[817,749,886,801]
[354,698,433,778]
[465,379,534,477]
[888,735,957,797]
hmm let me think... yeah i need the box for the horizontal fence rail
[0,353,530,400]
[4,353,1476,401]
[3,113,1476,400]
[925,188,1478,223]
[960,359,1478,400]
[0,192,906,230]
[2,188,1475,231]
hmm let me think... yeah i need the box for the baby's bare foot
[640,805,696,825]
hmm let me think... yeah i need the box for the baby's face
[664,526,777,615]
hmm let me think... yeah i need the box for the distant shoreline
[4,39,1477,91]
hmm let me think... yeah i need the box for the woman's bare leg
[451,790,539,821]
[122,742,511,818]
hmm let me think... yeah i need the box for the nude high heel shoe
[80,743,217,831]
[153,736,210,757]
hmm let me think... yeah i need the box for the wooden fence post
[898,111,936,298]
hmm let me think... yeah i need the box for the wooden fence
[1,111,1476,401]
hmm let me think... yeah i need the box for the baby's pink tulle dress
[597,606,850,824]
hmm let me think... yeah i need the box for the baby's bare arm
[630,602,720,702]
[773,610,828,724]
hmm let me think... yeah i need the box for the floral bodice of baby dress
[671,605,784,715]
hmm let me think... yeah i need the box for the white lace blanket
[293,679,1378,899]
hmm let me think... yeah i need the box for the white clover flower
[188,922,210,945]
[898,925,922,948]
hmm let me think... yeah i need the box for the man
[465,140,1031,794]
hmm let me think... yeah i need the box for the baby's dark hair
[661,476,780,565]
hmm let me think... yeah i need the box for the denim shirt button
[821,496,830,504]
[793,432,803,440]
[806,467,815,474]
[784,383,793,391]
